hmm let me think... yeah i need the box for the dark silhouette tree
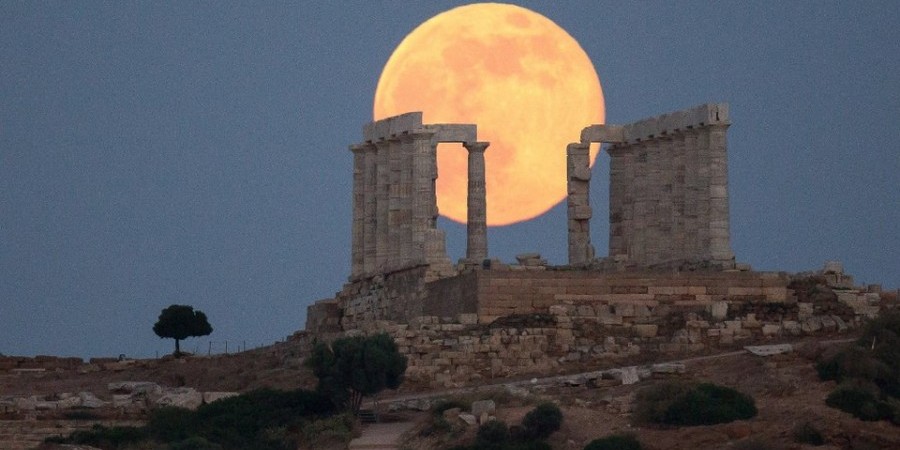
[153,305,213,356]
[306,333,407,413]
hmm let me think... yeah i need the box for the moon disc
[374,3,604,226]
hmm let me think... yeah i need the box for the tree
[153,304,213,356]
[306,333,407,413]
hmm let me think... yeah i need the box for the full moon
[374,3,604,226]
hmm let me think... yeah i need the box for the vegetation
[447,403,560,450]
[153,304,213,356]
[816,310,900,423]
[46,388,337,449]
[792,421,825,446]
[306,333,407,413]
[475,420,510,447]
[634,381,757,426]
[583,433,643,450]
[520,402,563,439]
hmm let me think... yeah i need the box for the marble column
[362,144,377,275]
[349,144,366,279]
[706,123,734,264]
[374,139,390,271]
[566,142,593,265]
[463,141,489,262]
[410,130,436,265]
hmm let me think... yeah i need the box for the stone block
[710,301,728,320]
[761,324,781,337]
[633,324,659,338]
[155,387,203,410]
[203,392,239,404]
[471,399,496,417]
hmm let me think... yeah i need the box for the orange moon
[374,3,604,226]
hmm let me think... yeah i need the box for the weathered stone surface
[458,412,478,426]
[471,399,496,417]
[745,344,792,356]
[202,392,239,404]
[78,392,107,408]
[155,388,203,410]
[107,381,161,395]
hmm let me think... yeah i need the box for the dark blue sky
[2,2,897,358]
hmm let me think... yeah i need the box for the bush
[634,382,757,426]
[792,421,825,446]
[818,311,900,423]
[521,402,563,440]
[584,433,643,450]
[50,388,334,450]
[476,420,510,447]
[825,383,891,422]
[46,424,148,448]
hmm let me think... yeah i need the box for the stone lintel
[580,124,625,143]
[363,112,424,142]
[425,124,477,143]
[620,103,729,144]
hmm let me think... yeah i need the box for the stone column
[463,141,489,262]
[396,135,415,268]
[566,142,593,265]
[387,137,402,271]
[410,130,436,265]
[706,123,734,265]
[362,144,377,275]
[349,144,366,279]
[374,139,390,271]
[607,144,632,263]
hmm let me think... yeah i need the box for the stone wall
[472,270,789,322]
[381,281,889,388]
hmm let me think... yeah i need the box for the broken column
[463,141,489,262]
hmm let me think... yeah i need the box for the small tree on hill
[153,304,213,356]
[306,333,407,414]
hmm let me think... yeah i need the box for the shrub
[476,420,510,447]
[633,381,693,425]
[46,424,148,448]
[634,382,756,426]
[825,383,889,422]
[584,433,643,450]
[521,402,563,440]
[792,421,825,446]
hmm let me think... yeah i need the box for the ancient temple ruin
[304,103,891,389]
[569,103,734,268]
[347,112,489,282]
[308,103,741,330]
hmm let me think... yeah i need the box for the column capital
[463,141,490,153]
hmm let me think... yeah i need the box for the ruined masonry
[348,112,488,282]
[304,104,893,389]
[572,103,733,268]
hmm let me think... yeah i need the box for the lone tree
[153,304,213,356]
[306,333,407,413]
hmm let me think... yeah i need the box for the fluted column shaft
[463,142,489,262]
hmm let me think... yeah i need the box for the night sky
[2,2,897,358]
